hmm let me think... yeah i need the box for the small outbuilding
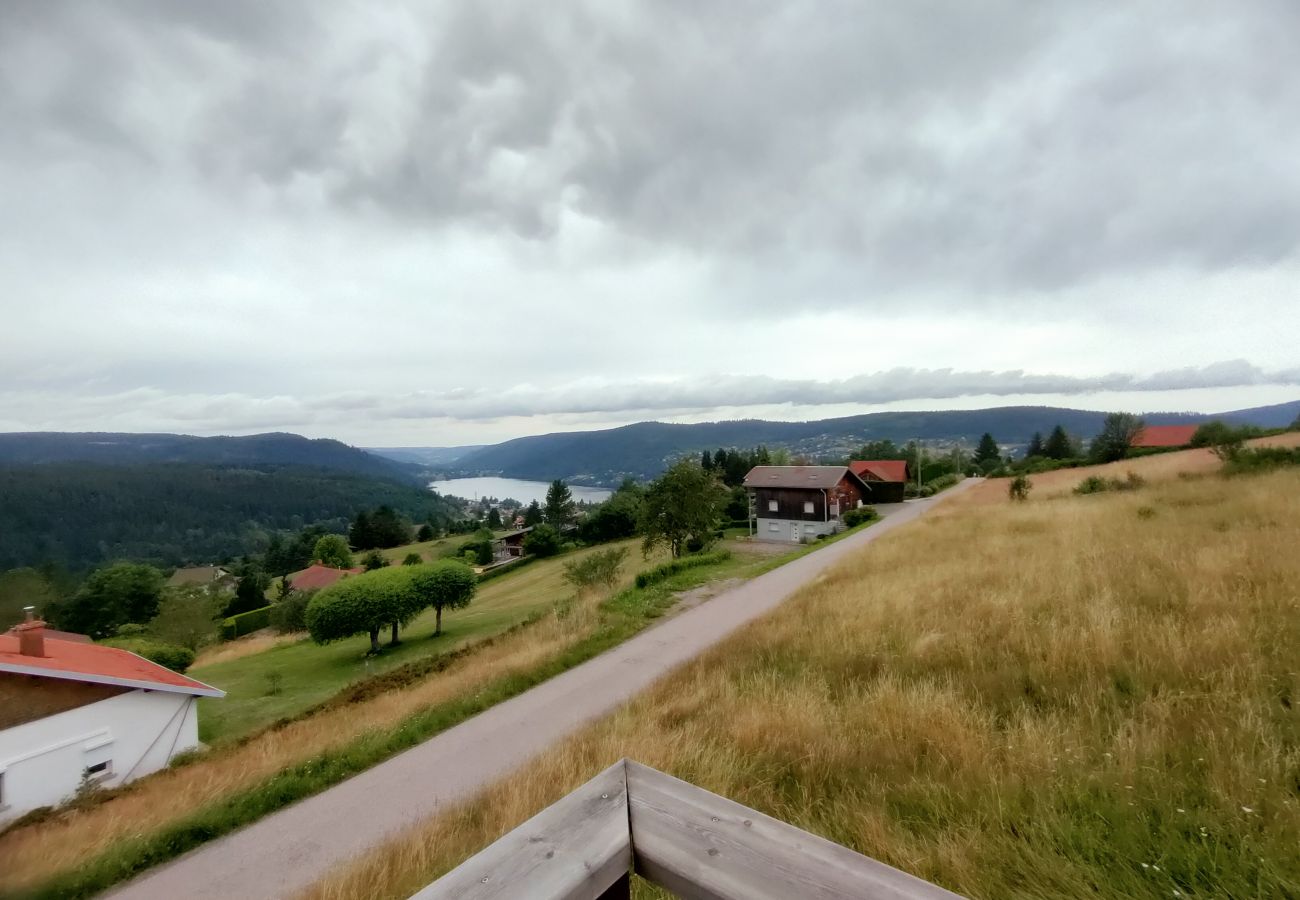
[0,615,223,823]
[742,465,875,542]
[848,459,910,504]
[1132,425,1198,449]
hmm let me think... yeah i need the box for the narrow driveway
[109,481,978,899]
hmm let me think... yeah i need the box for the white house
[0,615,223,823]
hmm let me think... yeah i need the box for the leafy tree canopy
[313,534,354,569]
[57,562,164,638]
[1091,413,1145,463]
[640,459,727,559]
[523,524,563,558]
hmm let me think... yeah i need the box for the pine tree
[544,480,576,528]
[1026,432,1045,458]
[975,433,1001,464]
[1044,425,1073,460]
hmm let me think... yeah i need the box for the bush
[270,590,313,634]
[401,553,423,566]
[220,605,273,640]
[1222,446,1300,475]
[634,550,731,589]
[101,637,195,673]
[1009,474,1032,501]
[523,524,562,558]
[1074,471,1145,495]
[477,555,540,583]
[841,506,879,528]
[562,547,628,592]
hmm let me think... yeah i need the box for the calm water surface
[427,476,611,505]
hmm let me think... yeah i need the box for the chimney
[14,606,46,658]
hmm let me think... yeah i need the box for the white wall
[754,517,838,542]
[0,689,199,823]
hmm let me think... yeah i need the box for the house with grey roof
[742,465,874,542]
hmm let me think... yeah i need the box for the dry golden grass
[0,595,612,892]
[299,464,1300,900]
[957,431,1300,506]
[192,629,301,667]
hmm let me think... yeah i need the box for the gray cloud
[1,3,1297,446]
[5,2,1300,296]
[3,362,1294,435]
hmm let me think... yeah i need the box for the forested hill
[0,431,420,483]
[450,401,1300,484]
[0,463,459,572]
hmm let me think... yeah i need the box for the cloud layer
[1,2,1297,443]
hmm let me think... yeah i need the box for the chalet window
[85,760,112,779]
[768,522,779,532]
[767,500,778,512]
[803,501,814,514]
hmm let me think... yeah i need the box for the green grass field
[197,538,662,742]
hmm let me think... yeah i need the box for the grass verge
[0,534,836,899]
[295,466,1300,900]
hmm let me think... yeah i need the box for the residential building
[743,465,873,542]
[848,459,910,503]
[0,615,223,823]
[286,564,364,592]
[1132,425,1198,449]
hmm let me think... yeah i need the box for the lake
[427,476,612,505]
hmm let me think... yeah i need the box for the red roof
[288,564,364,591]
[1132,425,1198,448]
[0,632,223,697]
[850,460,909,483]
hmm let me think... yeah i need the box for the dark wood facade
[753,475,866,522]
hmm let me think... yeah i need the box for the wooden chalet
[741,465,874,542]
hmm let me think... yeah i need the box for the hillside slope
[453,401,1300,483]
[0,463,458,571]
[0,431,419,483]
[304,450,1300,900]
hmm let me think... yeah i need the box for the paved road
[108,482,978,899]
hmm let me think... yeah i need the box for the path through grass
[298,465,1300,900]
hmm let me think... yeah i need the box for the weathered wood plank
[625,761,965,900]
[409,760,631,900]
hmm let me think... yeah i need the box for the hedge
[477,555,540,583]
[221,605,273,640]
[634,549,731,589]
[100,638,195,673]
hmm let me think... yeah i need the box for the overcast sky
[1,1,1297,447]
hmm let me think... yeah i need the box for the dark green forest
[0,463,460,572]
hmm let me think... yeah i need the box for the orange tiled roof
[0,632,223,697]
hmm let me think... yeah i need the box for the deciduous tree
[313,534,354,569]
[639,459,726,559]
[58,563,164,638]
[407,560,477,636]
[1091,413,1145,463]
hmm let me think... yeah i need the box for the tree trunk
[390,621,400,646]
[435,605,443,637]
[368,628,380,654]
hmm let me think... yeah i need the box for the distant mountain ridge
[0,431,420,483]
[365,444,487,466]
[446,400,1300,484]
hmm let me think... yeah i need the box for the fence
[410,758,964,899]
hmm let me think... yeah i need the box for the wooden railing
[410,759,964,899]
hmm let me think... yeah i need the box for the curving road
[107,480,978,899]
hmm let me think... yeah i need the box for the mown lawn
[297,464,1300,900]
[197,538,664,742]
